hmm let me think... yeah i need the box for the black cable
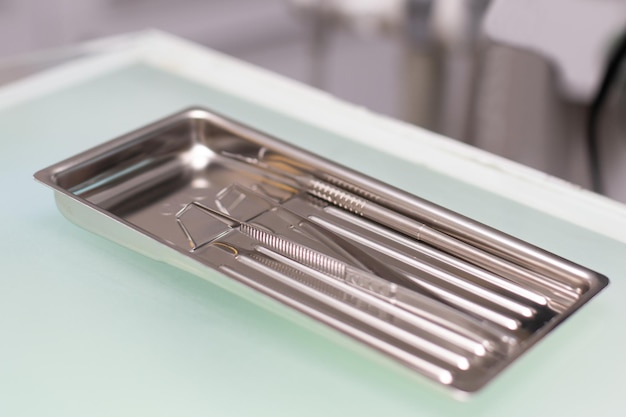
[586,32,626,194]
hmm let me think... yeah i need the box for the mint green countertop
[1,41,625,416]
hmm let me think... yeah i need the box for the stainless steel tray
[35,107,609,393]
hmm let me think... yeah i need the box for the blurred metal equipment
[289,0,488,137]
[406,0,488,138]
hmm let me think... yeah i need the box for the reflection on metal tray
[34,107,609,393]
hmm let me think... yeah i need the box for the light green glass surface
[1,64,624,416]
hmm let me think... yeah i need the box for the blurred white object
[431,0,471,50]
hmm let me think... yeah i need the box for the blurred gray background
[1,0,625,202]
